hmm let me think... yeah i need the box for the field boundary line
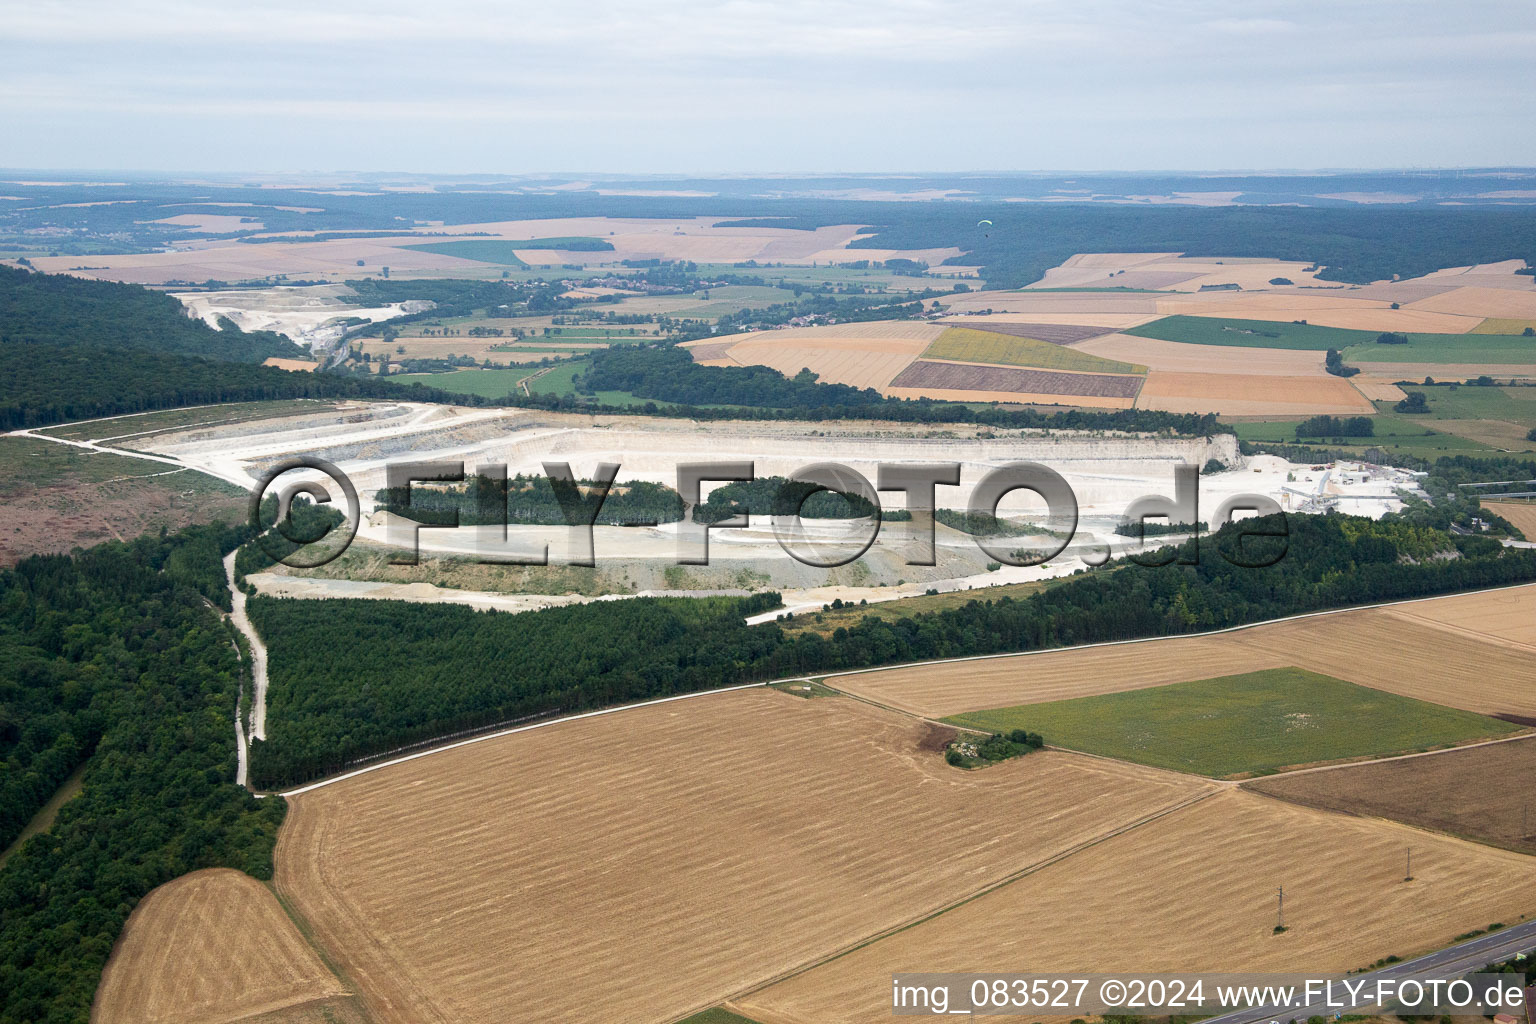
[701,787,1223,1022]
[275,682,766,796]
[817,579,1536,688]
[274,579,1536,796]
[1243,729,1536,782]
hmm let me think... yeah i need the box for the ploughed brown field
[889,359,1144,398]
[830,586,1536,721]
[732,790,1536,1024]
[92,868,350,1024]
[1246,736,1536,854]
[275,688,1210,1024]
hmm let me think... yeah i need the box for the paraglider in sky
[977,218,992,237]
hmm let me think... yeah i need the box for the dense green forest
[0,267,484,428]
[0,526,285,1024]
[0,341,476,429]
[376,473,686,526]
[0,265,300,361]
[693,475,886,523]
[246,592,785,785]
[246,513,1536,787]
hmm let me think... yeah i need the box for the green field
[1126,316,1372,350]
[394,366,537,399]
[1343,332,1536,364]
[676,1009,762,1024]
[1128,315,1536,365]
[523,358,588,397]
[945,667,1516,778]
[1233,412,1497,459]
[922,327,1145,374]
[403,237,616,266]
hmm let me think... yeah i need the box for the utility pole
[1405,847,1413,882]
[1276,886,1285,932]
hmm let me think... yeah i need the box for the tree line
[376,473,686,527]
[576,345,1228,435]
[0,523,285,1024]
[245,512,1536,788]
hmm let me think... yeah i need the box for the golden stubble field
[92,868,349,1024]
[1135,371,1376,416]
[830,586,1536,720]
[1485,501,1536,542]
[732,789,1536,1024]
[275,688,1210,1024]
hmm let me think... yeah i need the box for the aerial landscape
[3,3,1536,1024]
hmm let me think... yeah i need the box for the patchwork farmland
[919,327,1144,372]
[830,585,1536,721]
[945,667,1516,778]
[275,688,1206,1024]
[732,791,1536,1024]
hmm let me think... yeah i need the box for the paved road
[1202,919,1536,1024]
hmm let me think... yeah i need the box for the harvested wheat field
[947,312,1162,329]
[1246,736,1536,854]
[276,688,1208,1024]
[1156,292,1381,315]
[1486,500,1536,540]
[1073,333,1325,375]
[828,635,1294,718]
[1026,254,1329,293]
[689,322,942,349]
[1352,377,1409,401]
[685,324,941,389]
[1237,604,1536,718]
[933,321,1118,345]
[1408,286,1536,320]
[942,290,1164,315]
[732,790,1536,1024]
[1378,584,1536,650]
[93,868,347,1024]
[1352,361,1536,381]
[830,587,1536,722]
[1137,371,1374,416]
[921,327,1145,372]
[724,344,919,389]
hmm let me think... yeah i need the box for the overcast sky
[3,0,1534,175]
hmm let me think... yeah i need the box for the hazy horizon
[4,0,1534,174]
